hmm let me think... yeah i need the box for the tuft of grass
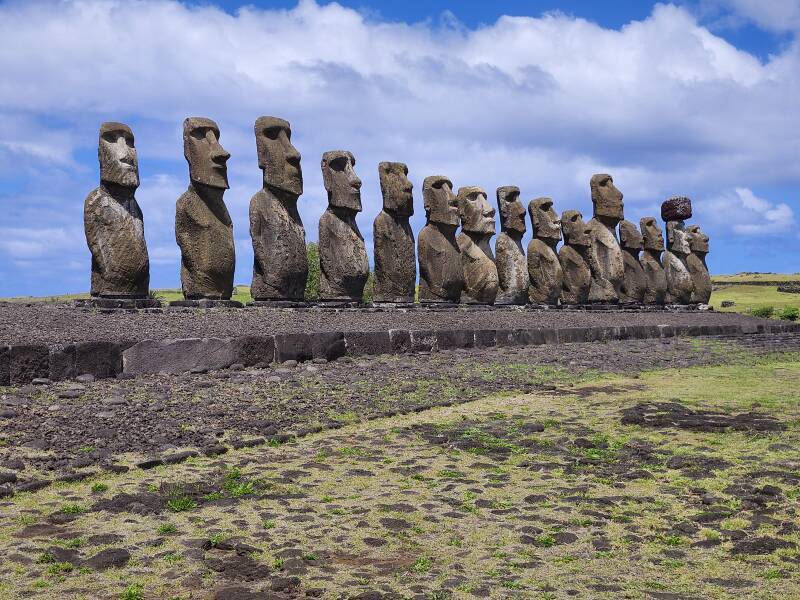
[157,523,178,535]
[121,583,144,600]
[166,497,197,513]
[410,555,433,574]
[59,503,87,515]
[91,482,109,494]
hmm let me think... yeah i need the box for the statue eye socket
[264,127,281,140]
[190,128,208,141]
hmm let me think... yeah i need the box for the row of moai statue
[84,118,711,306]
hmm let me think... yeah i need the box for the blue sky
[0,0,799,296]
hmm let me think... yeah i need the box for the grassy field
[1,352,799,598]
[1,286,254,305]
[711,273,800,283]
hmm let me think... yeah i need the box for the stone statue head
[666,221,690,256]
[561,210,590,248]
[686,224,709,255]
[619,220,643,252]
[529,197,561,243]
[497,186,526,236]
[378,161,413,217]
[457,186,495,236]
[423,175,459,226]
[255,116,302,197]
[321,150,361,212]
[640,217,664,252]
[99,122,139,188]
[183,117,230,189]
[590,173,624,223]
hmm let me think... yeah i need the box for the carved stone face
[321,150,361,212]
[529,197,561,243]
[640,217,664,252]
[666,221,690,256]
[590,173,624,222]
[497,186,526,236]
[619,220,643,252]
[423,175,459,226]
[184,117,230,189]
[99,122,139,188]
[255,116,302,197]
[686,225,709,254]
[457,186,495,235]
[378,162,413,217]
[561,210,590,247]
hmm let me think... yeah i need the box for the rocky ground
[0,333,799,599]
[0,302,777,349]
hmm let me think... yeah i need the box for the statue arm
[249,197,266,272]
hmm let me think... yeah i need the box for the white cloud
[723,0,800,33]
[0,0,798,292]
[697,187,796,236]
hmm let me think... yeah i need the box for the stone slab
[274,333,313,363]
[345,331,393,356]
[50,341,125,381]
[168,300,243,309]
[0,346,8,386]
[247,301,311,308]
[75,298,161,310]
[436,329,475,350]
[312,332,347,361]
[389,329,412,354]
[9,344,50,385]
[122,338,242,375]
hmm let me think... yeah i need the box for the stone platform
[0,301,796,384]
[74,297,161,310]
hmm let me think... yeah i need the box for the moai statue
[84,122,150,298]
[418,175,463,303]
[456,186,498,304]
[175,117,235,300]
[494,186,528,305]
[639,217,667,305]
[618,220,647,304]
[686,224,711,304]
[373,162,415,304]
[661,196,694,304]
[558,210,592,305]
[249,116,307,302]
[586,174,625,303]
[527,197,563,305]
[318,151,369,302]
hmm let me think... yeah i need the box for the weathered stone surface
[122,338,243,375]
[373,162,415,303]
[686,224,711,303]
[661,196,692,222]
[249,116,307,301]
[436,329,474,350]
[418,175,463,303]
[495,186,528,305]
[639,216,667,305]
[176,117,235,300]
[50,341,123,381]
[274,333,313,363]
[319,151,369,302]
[345,331,392,356]
[558,210,592,305]
[527,198,562,305]
[84,122,149,298]
[0,346,8,386]
[586,174,625,303]
[618,220,646,303]
[664,220,694,304]
[311,332,346,361]
[10,345,50,385]
[456,186,498,304]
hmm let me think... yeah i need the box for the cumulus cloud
[0,0,798,294]
[722,0,800,33]
[697,187,796,236]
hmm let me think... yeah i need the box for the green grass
[711,272,800,283]
[710,284,800,314]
